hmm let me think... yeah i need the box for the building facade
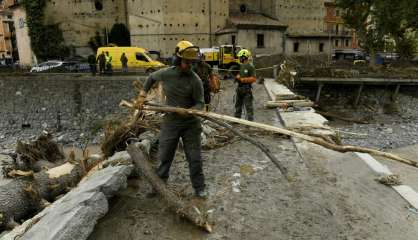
[216,0,286,56]
[324,1,358,50]
[0,0,16,63]
[43,0,127,56]
[2,0,357,64]
[12,4,35,66]
[128,0,229,57]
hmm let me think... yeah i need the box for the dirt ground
[89,80,418,240]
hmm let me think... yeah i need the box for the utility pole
[209,0,212,47]
[328,26,332,64]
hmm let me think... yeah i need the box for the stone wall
[44,0,127,56]
[129,0,228,57]
[275,0,326,34]
[0,75,145,131]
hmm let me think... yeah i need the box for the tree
[22,0,69,61]
[88,31,105,53]
[336,0,418,60]
[108,23,131,46]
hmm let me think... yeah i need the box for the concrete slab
[263,79,295,100]
[264,78,334,136]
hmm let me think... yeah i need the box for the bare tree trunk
[0,159,99,230]
[127,144,213,233]
[118,102,418,168]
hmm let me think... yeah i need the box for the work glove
[134,95,146,110]
[235,74,241,82]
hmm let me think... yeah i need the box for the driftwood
[101,112,146,158]
[264,100,314,109]
[204,117,290,180]
[127,144,213,233]
[275,94,306,101]
[0,158,100,230]
[119,101,418,169]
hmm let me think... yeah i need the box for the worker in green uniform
[234,49,256,121]
[136,41,207,198]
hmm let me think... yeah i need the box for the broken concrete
[1,164,133,240]
[264,78,335,136]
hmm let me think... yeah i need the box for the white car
[30,60,64,73]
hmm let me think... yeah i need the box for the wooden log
[127,144,213,233]
[120,102,418,169]
[0,159,100,230]
[315,110,369,124]
[204,117,290,180]
[275,94,305,101]
[264,100,314,109]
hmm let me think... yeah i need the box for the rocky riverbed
[313,85,418,150]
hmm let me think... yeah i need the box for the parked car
[375,52,400,64]
[30,60,91,73]
[332,49,368,61]
[30,60,64,73]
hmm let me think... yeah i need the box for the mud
[87,80,418,239]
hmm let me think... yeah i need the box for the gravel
[317,86,418,150]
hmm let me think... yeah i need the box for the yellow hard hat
[176,41,194,52]
[237,49,251,58]
[175,40,200,60]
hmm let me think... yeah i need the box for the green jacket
[144,66,205,111]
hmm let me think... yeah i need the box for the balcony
[3,31,11,39]
[326,30,352,37]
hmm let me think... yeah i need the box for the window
[257,34,264,48]
[94,1,103,11]
[223,46,233,54]
[345,39,349,47]
[231,35,236,45]
[335,40,339,47]
[293,42,299,52]
[239,4,247,13]
[136,53,149,62]
[335,24,339,34]
[319,43,324,52]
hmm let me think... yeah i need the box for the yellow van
[96,46,166,72]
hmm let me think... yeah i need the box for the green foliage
[88,31,105,53]
[108,23,131,46]
[22,0,69,61]
[336,0,418,59]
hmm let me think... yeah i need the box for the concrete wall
[44,0,127,56]
[285,37,331,56]
[275,0,326,34]
[12,6,35,66]
[217,29,284,56]
[0,75,145,131]
[129,0,228,57]
[229,0,261,13]
[229,0,275,17]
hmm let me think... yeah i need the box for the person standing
[97,51,106,75]
[136,40,207,198]
[120,52,128,73]
[193,58,212,110]
[105,51,112,75]
[88,54,97,76]
[234,49,256,121]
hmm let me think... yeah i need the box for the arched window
[95,1,103,11]
[239,4,247,13]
